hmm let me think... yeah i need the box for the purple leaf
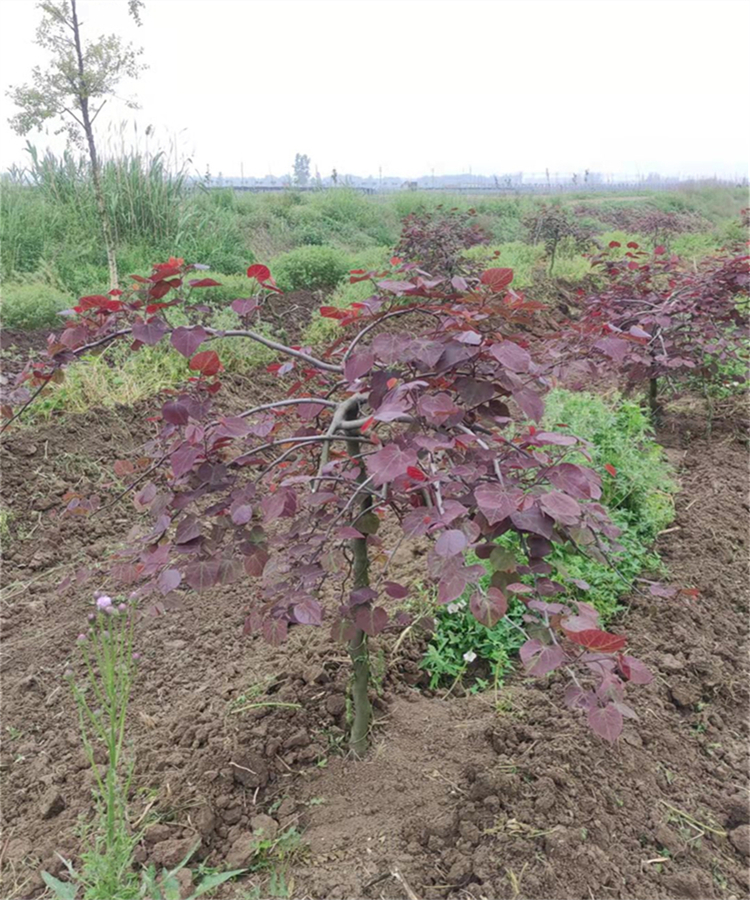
[539,491,582,525]
[507,582,534,594]
[417,392,462,426]
[171,444,200,479]
[372,333,410,365]
[384,581,409,599]
[520,640,565,676]
[216,416,252,438]
[513,388,544,422]
[475,484,516,525]
[157,568,182,595]
[349,587,378,606]
[366,443,418,487]
[470,587,508,627]
[435,529,468,558]
[511,506,554,538]
[184,559,221,591]
[547,463,601,500]
[230,502,253,525]
[175,514,200,544]
[293,597,323,626]
[594,337,630,362]
[619,655,653,685]
[406,338,445,368]
[491,341,531,373]
[344,351,375,383]
[171,325,208,358]
[354,605,388,636]
[532,431,578,446]
[456,377,495,406]
[263,618,289,646]
[587,703,624,742]
[231,298,259,317]
[132,317,169,346]
[162,399,190,426]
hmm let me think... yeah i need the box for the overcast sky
[0,0,748,180]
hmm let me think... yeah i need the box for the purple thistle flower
[118,603,127,613]
[132,652,141,662]
[96,595,113,610]
[77,633,87,643]
[87,612,96,622]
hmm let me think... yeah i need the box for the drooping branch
[205,328,342,373]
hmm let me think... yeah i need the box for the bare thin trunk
[71,0,118,290]
[346,426,372,757]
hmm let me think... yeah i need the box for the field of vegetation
[0,167,748,900]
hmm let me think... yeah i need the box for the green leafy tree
[293,152,310,187]
[7,0,146,289]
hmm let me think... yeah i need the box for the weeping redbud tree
[4,259,655,754]
[544,242,749,416]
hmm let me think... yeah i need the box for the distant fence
[202,178,745,196]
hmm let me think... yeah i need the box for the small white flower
[447,603,461,614]
[457,599,467,610]
[463,650,477,663]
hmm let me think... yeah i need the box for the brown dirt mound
[1,388,748,899]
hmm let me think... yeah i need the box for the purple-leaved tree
[3,258,657,753]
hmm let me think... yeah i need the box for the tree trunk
[346,429,372,757]
[648,376,661,422]
[70,0,119,291]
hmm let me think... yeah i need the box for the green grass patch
[0,279,75,330]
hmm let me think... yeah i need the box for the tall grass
[2,149,744,314]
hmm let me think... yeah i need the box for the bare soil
[1,338,748,899]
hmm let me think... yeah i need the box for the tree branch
[205,328,342,373]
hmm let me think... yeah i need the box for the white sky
[0,0,748,180]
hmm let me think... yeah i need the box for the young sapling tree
[4,259,658,753]
[7,0,146,289]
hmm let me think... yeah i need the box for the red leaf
[627,241,639,249]
[390,256,402,266]
[566,629,627,653]
[247,264,271,282]
[189,278,222,288]
[189,351,222,376]
[608,241,621,249]
[320,306,348,320]
[654,245,666,255]
[406,466,426,482]
[360,415,375,433]
[480,267,514,291]
[604,463,617,477]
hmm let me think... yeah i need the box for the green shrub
[302,246,391,346]
[463,241,545,288]
[0,280,75,329]
[272,246,350,293]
